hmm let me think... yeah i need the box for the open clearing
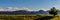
[0,14,59,20]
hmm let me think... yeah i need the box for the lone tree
[49,7,58,16]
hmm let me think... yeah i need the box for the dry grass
[0,14,59,20]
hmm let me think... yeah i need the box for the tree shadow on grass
[34,16,54,20]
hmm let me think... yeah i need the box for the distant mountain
[38,10,49,14]
[0,10,49,14]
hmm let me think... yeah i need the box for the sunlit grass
[0,14,59,20]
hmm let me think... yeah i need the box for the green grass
[0,14,59,20]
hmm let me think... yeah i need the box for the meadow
[0,14,59,20]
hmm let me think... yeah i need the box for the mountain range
[0,10,59,14]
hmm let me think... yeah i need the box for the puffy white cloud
[0,7,50,11]
[40,8,49,11]
[0,8,4,11]
[0,7,33,11]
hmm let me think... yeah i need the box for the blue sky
[0,0,60,11]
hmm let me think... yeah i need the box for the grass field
[0,14,59,20]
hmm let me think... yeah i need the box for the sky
[0,0,60,11]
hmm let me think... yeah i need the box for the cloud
[0,8,4,11]
[40,8,49,11]
[0,7,33,11]
[0,7,50,11]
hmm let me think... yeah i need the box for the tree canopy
[49,7,58,16]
